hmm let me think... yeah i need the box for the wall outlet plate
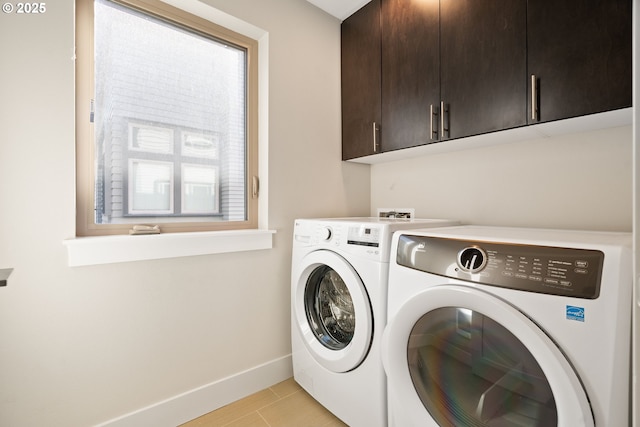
[377,208,415,219]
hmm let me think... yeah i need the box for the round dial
[457,246,487,273]
[320,227,332,241]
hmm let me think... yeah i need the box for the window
[75,0,258,236]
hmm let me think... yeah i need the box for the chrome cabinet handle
[440,101,449,139]
[430,104,438,140]
[372,121,380,153]
[531,74,538,121]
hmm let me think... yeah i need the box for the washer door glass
[294,250,373,373]
[383,285,593,426]
[305,265,356,350]
[409,309,557,426]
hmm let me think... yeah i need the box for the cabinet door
[528,0,632,124]
[440,0,527,140]
[381,0,439,152]
[341,0,381,160]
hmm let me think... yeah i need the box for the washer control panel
[308,224,382,248]
[293,221,388,261]
[347,225,381,248]
[397,234,604,299]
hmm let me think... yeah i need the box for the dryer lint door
[293,250,373,373]
[383,285,594,426]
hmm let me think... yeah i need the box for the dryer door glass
[305,265,355,350]
[408,307,557,426]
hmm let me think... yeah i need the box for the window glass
[182,164,218,214]
[129,160,173,213]
[129,124,174,154]
[76,0,258,235]
[181,132,219,159]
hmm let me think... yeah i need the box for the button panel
[396,235,604,299]
[347,225,381,248]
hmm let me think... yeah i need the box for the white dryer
[291,217,458,427]
[382,226,632,427]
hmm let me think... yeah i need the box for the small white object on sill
[129,224,161,235]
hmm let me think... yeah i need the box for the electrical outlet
[377,208,415,219]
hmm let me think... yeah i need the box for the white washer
[291,217,458,427]
[382,226,632,427]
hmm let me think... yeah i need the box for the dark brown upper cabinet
[365,0,527,154]
[381,0,439,152]
[527,0,632,124]
[341,0,632,161]
[440,0,527,140]
[341,0,381,160]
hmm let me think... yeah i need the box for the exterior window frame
[75,0,259,236]
[123,121,222,218]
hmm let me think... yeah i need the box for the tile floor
[180,378,348,427]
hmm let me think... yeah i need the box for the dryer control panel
[396,235,605,299]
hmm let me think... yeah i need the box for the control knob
[457,246,487,273]
[320,227,332,241]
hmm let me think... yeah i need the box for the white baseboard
[96,354,293,427]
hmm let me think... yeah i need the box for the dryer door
[293,250,373,373]
[383,285,593,426]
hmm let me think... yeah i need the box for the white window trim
[64,229,275,266]
[66,0,273,266]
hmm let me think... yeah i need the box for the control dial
[320,227,332,241]
[457,246,487,273]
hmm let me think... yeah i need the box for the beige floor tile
[268,377,302,399]
[181,389,279,427]
[180,377,349,427]
[321,418,350,427]
[258,390,346,427]
[223,412,270,427]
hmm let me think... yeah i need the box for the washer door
[384,285,593,426]
[293,250,373,373]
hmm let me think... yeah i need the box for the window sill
[63,229,276,267]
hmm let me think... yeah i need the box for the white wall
[0,1,369,425]
[371,125,632,232]
[0,0,631,424]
